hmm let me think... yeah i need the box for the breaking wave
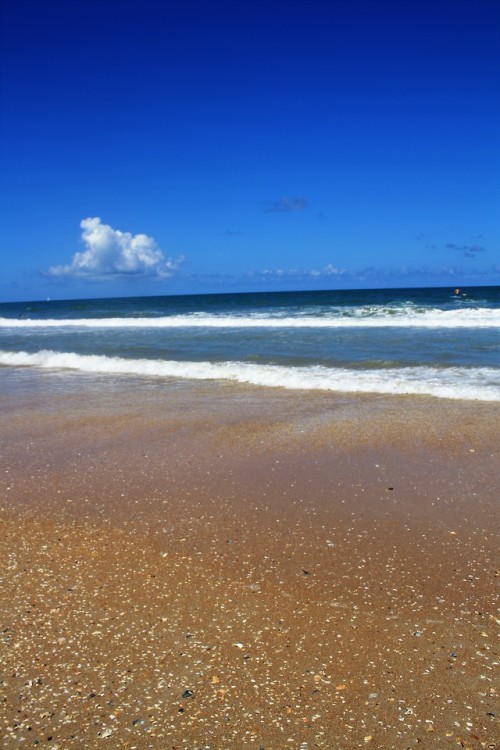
[1,307,498,329]
[1,349,498,401]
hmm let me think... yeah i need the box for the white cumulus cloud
[47,217,183,279]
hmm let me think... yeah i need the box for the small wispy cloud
[446,242,486,258]
[415,233,437,249]
[248,263,345,281]
[222,229,243,236]
[46,218,184,280]
[416,233,487,256]
[250,262,497,286]
[263,196,308,213]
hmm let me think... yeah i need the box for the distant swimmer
[453,288,467,298]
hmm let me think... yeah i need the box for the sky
[0,0,499,302]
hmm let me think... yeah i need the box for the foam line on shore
[1,349,499,401]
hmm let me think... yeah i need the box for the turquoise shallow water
[1,286,499,400]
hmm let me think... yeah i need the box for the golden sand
[0,379,498,748]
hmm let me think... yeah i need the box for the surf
[1,349,498,401]
[1,307,499,329]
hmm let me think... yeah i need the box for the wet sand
[0,372,499,749]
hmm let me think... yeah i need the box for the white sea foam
[1,307,498,329]
[1,349,498,401]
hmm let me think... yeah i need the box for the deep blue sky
[1,0,499,301]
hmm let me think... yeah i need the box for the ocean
[0,286,499,401]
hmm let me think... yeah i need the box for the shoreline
[1,375,498,748]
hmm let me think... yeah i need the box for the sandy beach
[1,372,498,749]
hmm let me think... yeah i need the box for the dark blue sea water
[1,287,499,400]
